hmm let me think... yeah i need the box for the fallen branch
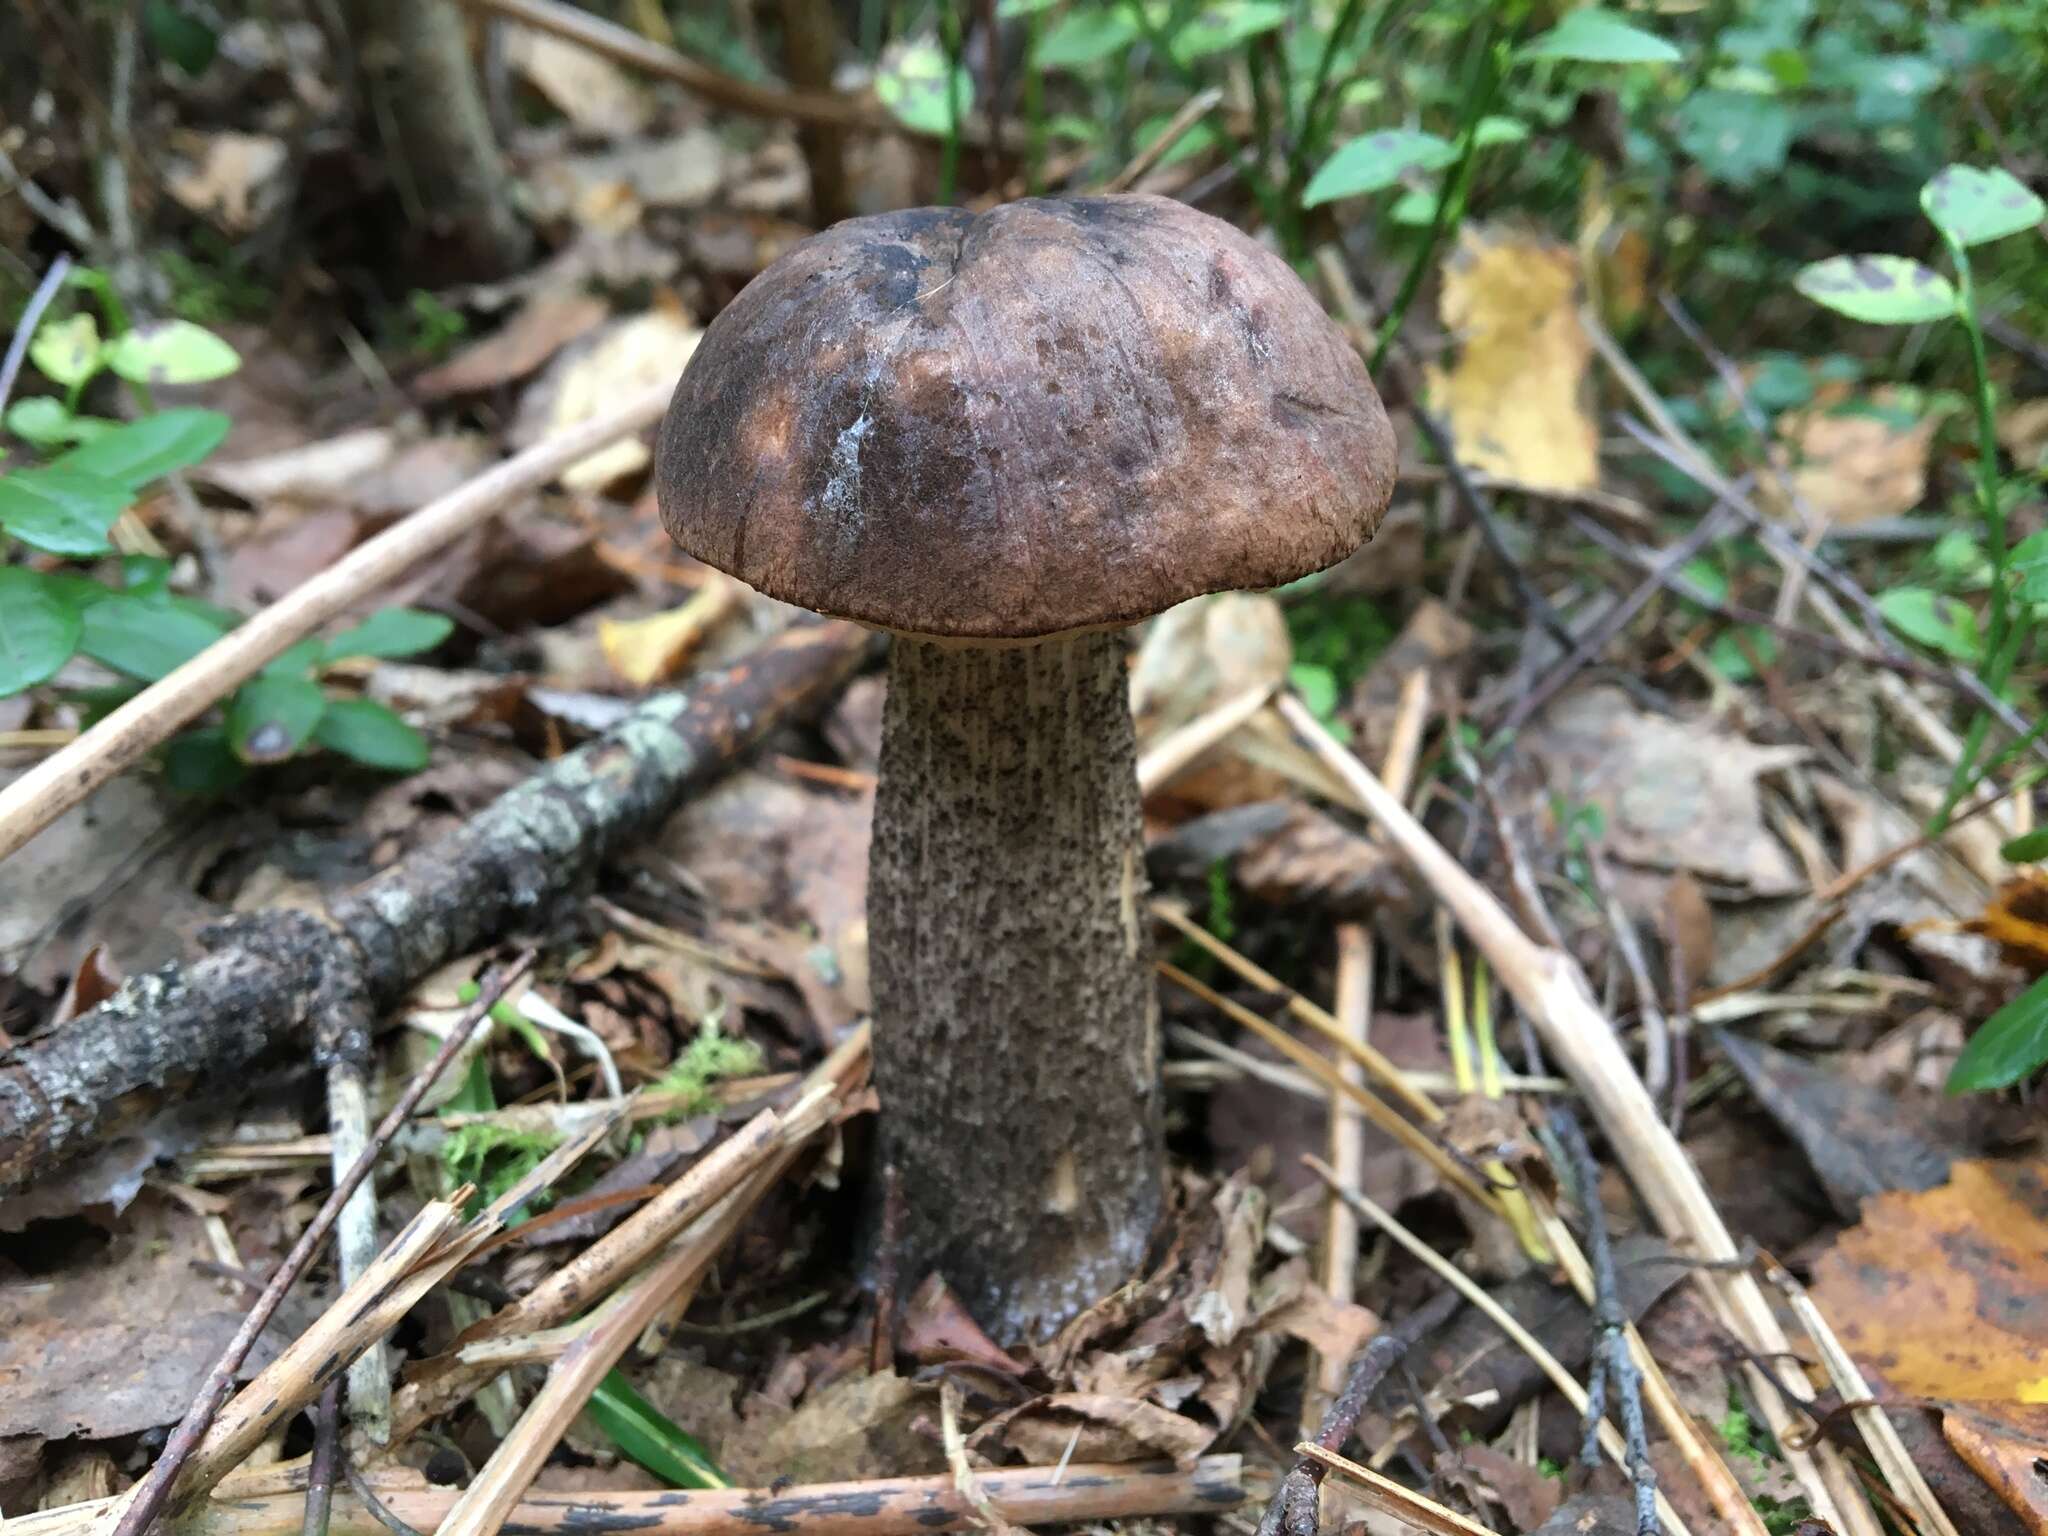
[0,381,675,864]
[17,1459,1243,1536]
[0,619,876,1194]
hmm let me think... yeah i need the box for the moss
[655,1025,767,1120]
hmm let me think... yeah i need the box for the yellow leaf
[597,579,738,687]
[1765,386,1946,527]
[1427,225,1599,492]
[548,309,701,491]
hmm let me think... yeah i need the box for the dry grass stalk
[1295,1444,1504,1536]
[1134,683,1276,796]
[1158,961,1502,1216]
[19,1459,1244,1536]
[1309,1161,1691,1536]
[1278,691,1874,1536]
[1767,1261,1963,1536]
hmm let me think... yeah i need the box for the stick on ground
[0,620,875,1195]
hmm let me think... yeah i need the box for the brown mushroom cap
[656,194,1397,640]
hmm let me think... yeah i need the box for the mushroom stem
[869,632,1164,1339]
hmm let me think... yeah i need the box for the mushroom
[656,194,1396,1339]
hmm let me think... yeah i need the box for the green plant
[1,270,449,788]
[586,1372,729,1489]
[653,1022,767,1119]
[1792,166,2048,1094]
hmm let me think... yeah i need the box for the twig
[0,252,71,419]
[300,1383,341,1536]
[1763,1261,1962,1536]
[1105,86,1224,192]
[1493,505,1734,736]
[1551,1108,1659,1536]
[1306,1157,1691,1536]
[107,955,533,1536]
[22,1459,1246,1536]
[1275,691,1879,1536]
[1135,683,1275,796]
[325,1057,390,1444]
[1261,1286,1463,1536]
[342,1465,423,1536]
[0,382,677,863]
[1295,1445,1504,1536]
[1584,852,1671,1105]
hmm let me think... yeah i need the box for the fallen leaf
[503,24,652,137]
[720,1371,940,1486]
[50,946,121,1025]
[1943,1411,2048,1533]
[526,130,727,230]
[1714,1031,1962,1217]
[1812,1159,2048,1450]
[899,1275,1032,1375]
[164,131,288,233]
[968,1393,1214,1465]
[1262,1275,1380,1363]
[197,427,397,503]
[0,1195,289,1440]
[1439,1442,1563,1532]
[1523,686,1805,894]
[1999,398,2048,473]
[1427,224,1598,492]
[1232,802,1401,916]
[1766,388,1946,527]
[597,580,740,687]
[525,309,700,491]
[414,292,610,400]
[1954,874,2048,975]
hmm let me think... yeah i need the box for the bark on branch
[0,621,875,1193]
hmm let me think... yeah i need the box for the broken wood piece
[18,1458,1244,1536]
[1296,1444,1504,1536]
[0,620,876,1197]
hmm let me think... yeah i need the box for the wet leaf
[314,698,431,772]
[54,409,231,488]
[1522,8,1680,63]
[226,673,327,763]
[1921,164,2045,249]
[1796,255,1958,326]
[0,568,84,697]
[0,466,130,556]
[104,320,241,385]
[1303,129,1457,205]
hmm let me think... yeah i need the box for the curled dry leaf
[1426,224,1599,493]
[1765,387,1946,527]
[414,292,610,400]
[966,1393,1214,1466]
[899,1275,1032,1375]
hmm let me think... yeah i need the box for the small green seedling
[1,268,447,787]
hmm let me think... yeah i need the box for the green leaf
[1876,586,1979,659]
[6,397,82,448]
[1472,115,1530,147]
[1171,0,1290,63]
[121,555,172,595]
[163,727,248,795]
[2009,529,2048,603]
[1037,6,1141,68]
[873,38,974,136]
[0,568,85,697]
[1948,972,2048,1092]
[80,593,230,680]
[54,409,231,488]
[1707,626,1777,682]
[1303,129,1456,205]
[1674,91,1793,187]
[0,466,131,555]
[323,607,455,662]
[1289,662,1342,722]
[103,320,240,386]
[144,0,219,74]
[1921,164,2046,249]
[226,673,327,763]
[1522,8,1681,63]
[1795,256,1958,326]
[586,1371,729,1490]
[28,313,103,389]
[314,698,430,771]
[2000,829,2048,864]
[1849,54,1942,124]
[263,638,325,678]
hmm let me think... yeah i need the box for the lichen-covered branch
[0,621,875,1193]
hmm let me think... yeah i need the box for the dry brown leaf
[1427,224,1598,492]
[1523,686,1805,894]
[899,1275,1031,1374]
[527,130,727,230]
[198,427,397,503]
[164,131,287,233]
[415,292,609,399]
[597,580,739,687]
[1765,388,1946,526]
[1943,1412,2048,1533]
[1812,1159,2048,1436]
[503,24,652,137]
